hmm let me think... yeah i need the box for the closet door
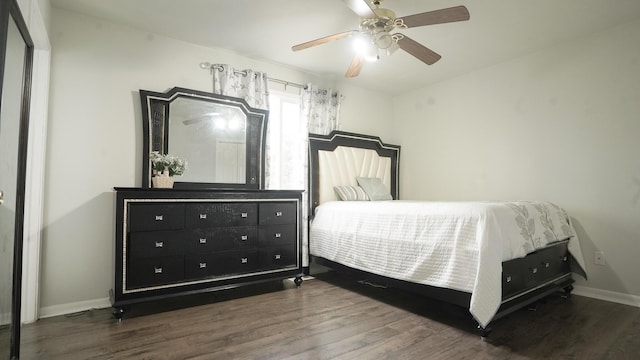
[0,0,33,358]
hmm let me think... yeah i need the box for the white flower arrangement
[150,151,187,177]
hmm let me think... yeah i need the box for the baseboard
[39,297,111,319]
[573,285,640,308]
[1,311,9,326]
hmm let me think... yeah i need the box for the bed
[307,130,587,337]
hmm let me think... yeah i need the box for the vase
[152,168,174,188]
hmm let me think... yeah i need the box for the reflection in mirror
[0,0,33,357]
[0,13,24,355]
[168,98,247,184]
[140,87,268,189]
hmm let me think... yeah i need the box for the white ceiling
[50,0,640,95]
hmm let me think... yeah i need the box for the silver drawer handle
[199,238,207,244]
[531,267,538,274]
[506,276,512,283]
[199,262,207,269]
[275,254,281,260]
[275,211,283,217]
[241,257,248,264]
[562,256,568,262]
[275,233,282,238]
[155,241,164,248]
[241,235,248,241]
[154,267,163,274]
[241,212,248,218]
[543,262,550,268]
[155,215,163,221]
[199,213,207,219]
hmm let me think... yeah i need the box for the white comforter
[309,200,586,328]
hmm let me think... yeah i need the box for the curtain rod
[199,62,306,90]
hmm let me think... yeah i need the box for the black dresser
[111,188,303,318]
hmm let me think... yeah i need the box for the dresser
[111,188,303,318]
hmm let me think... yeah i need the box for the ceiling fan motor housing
[360,7,398,49]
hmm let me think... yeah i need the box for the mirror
[0,0,33,357]
[140,87,268,189]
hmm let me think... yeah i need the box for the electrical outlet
[594,251,605,265]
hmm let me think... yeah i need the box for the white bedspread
[309,200,586,328]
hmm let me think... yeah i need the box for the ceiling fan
[291,0,470,77]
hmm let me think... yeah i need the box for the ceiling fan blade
[398,5,470,28]
[292,30,358,51]
[345,55,365,78]
[397,35,441,65]
[341,0,376,18]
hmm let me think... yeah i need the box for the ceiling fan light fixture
[374,31,393,49]
[353,33,378,61]
[386,41,399,56]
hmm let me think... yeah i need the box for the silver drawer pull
[506,276,512,283]
[531,267,538,274]
[275,211,283,217]
[275,233,282,238]
[199,262,207,269]
[241,235,248,241]
[241,257,248,264]
[562,256,568,261]
[154,267,163,274]
[543,262,550,268]
[275,254,281,260]
[155,215,163,221]
[199,238,207,244]
[199,213,207,219]
[241,212,248,218]
[155,241,164,248]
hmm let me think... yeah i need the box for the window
[267,89,305,190]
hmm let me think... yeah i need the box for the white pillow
[356,177,393,201]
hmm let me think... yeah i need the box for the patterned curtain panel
[302,83,343,135]
[212,64,269,110]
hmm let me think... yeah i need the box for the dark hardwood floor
[17,272,640,359]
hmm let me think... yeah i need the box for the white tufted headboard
[309,131,401,214]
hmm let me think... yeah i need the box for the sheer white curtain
[270,84,342,268]
[302,83,343,135]
[212,64,269,109]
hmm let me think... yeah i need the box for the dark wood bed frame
[307,130,576,337]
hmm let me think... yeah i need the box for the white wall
[42,8,392,315]
[393,19,640,301]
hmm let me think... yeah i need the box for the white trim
[39,298,111,319]
[573,285,640,308]
[20,0,51,324]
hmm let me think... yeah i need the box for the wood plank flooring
[17,272,640,359]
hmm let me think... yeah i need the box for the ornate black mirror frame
[140,87,268,189]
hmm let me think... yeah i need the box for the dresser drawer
[529,242,571,284]
[211,250,258,276]
[129,231,186,258]
[186,203,258,228]
[185,227,258,252]
[258,244,297,270]
[127,256,184,288]
[502,259,526,298]
[501,242,570,299]
[129,203,185,231]
[184,253,216,279]
[258,224,297,247]
[259,202,297,225]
